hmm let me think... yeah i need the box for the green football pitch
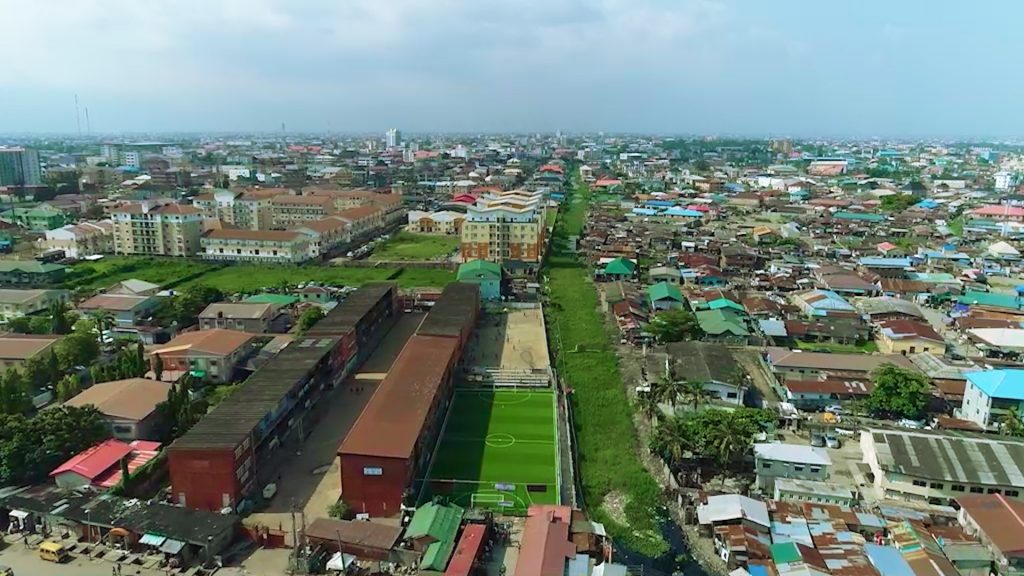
[422,388,560,514]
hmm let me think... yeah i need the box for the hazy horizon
[3,0,1023,138]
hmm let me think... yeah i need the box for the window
[810,467,821,474]
[726,392,738,399]
[987,488,1001,494]
[951,485,965,492]
[793,465,805,472]
[970,487,984,494]
[912,480,928,487]
[761,462,772,470]
[930,482,944,490]
[1006,490,1019,497]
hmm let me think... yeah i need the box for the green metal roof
[405,501,464,571]
[834,211,885,222]
[604,257,636,276]
[695,309,749,336]
[0,260,65,274]
[457,259,501,281]
[708,298,745,313]
[958,290,1021,310]
[647,281,682,303]
[243,293,299,306]
[770,541,802,565]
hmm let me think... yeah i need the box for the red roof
[594,178,622,187]
[450,194,477,204]
[444,524,487,576]
[972,205,1024,218]
[93,441,161,488]
[50,439,134,480]
[538,164,564,174]
[515,506,576,576]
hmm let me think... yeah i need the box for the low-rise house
[49,438,161,490]
[967,328,1024,357]
[603,257,636,280]
[858,297,925,322]
[860,429,1024,505]
[64,377,172,440]
[698,494,771,534]
[660,341,747,406]
[780,377,872,410]
[648,282,684,310]
[78,293,159,327]
[772,478,857,507]
[959,370,1024,432]
[0,333,61,370]
[956,494,1024,576]
[403,501,464,572]
[0,288,69,322]
[200,229,313,263]
[0,260,66,286]
[791,289,856,317]
[696,308,750,344]
[648,266,682,285]
[9,203,68,232]
[150,329,255,383]
[40,220,113,258]
[876,320,945,355]
[456,260,502,301]
[753,443,832,492]
[107,279,161,297]
[199,302,278,333]
[766,347,917,381]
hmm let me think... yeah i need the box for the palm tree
[88,310,115,348]
[680,380,713,411]
[709,425,751,483]
[653,374,687,413]
[1003,406,1024,438]
[650,417,691,467]
[635,390,660,422]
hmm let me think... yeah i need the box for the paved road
[0,542,168,576]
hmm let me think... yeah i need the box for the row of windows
[761,462,822,474]
[909,479,1020,497]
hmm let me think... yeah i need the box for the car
[810,433,826,447]
[825,434,841,449]
[898,418,924,429]
[825,405,844,415]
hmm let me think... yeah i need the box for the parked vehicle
[825,405,843,415]
[38,541,70,563]
[825,434,841,449]
[810,433,826,447]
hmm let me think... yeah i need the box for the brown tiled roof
[204,229,304,241]
[784,378,874,396]
[78,293,151,312]
[336,205,380,220]
[64,377,171,421]
[956,495,1024,555]
[272,195,333,207]
[199,302,274,319]
[155,204,201,215]
[153,329,253,357]
[877,319,944,343]
[0,334,61,361]
[768,347,917,372]
[299,217,350,234]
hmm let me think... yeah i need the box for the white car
[825,405,843,415]
[825,434,841,449]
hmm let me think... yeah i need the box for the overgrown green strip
[545,176,669,557]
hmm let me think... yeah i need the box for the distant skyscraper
[0,147,42,187]
[385,128,402,149]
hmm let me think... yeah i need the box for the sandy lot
[465,307,551,372]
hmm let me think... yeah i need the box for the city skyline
[2,0,1024,137]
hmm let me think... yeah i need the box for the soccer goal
[471,493,509,509]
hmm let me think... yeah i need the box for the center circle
[485,433,515,448]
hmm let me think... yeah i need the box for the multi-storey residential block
[460,190,546,264]
[192,188,275,231]
[110,203,203,256]
[41,220,114,258]
[200,229,313,263]
[270,195,335,229]
[0,147,42,186]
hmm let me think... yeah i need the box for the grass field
[369,231,459,261]
[64,257,219,291]
[794,340,878,354]
[424,389,559,514]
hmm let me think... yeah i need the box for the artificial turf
[423,388,560,513]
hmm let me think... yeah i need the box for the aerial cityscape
[3,2,1024,576]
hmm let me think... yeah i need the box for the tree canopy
[647,309,702,343]
[298,307,325,332]
[649,407,775,475]
[868,364,930,420]
[0,406,110,484]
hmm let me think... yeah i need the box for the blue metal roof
[664,207,704,217]
[859,257,913,268]
[864,544,915,576]
[965,370,1024,401]
[631,208,658,216]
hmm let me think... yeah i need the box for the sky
[2,0,1023,137]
